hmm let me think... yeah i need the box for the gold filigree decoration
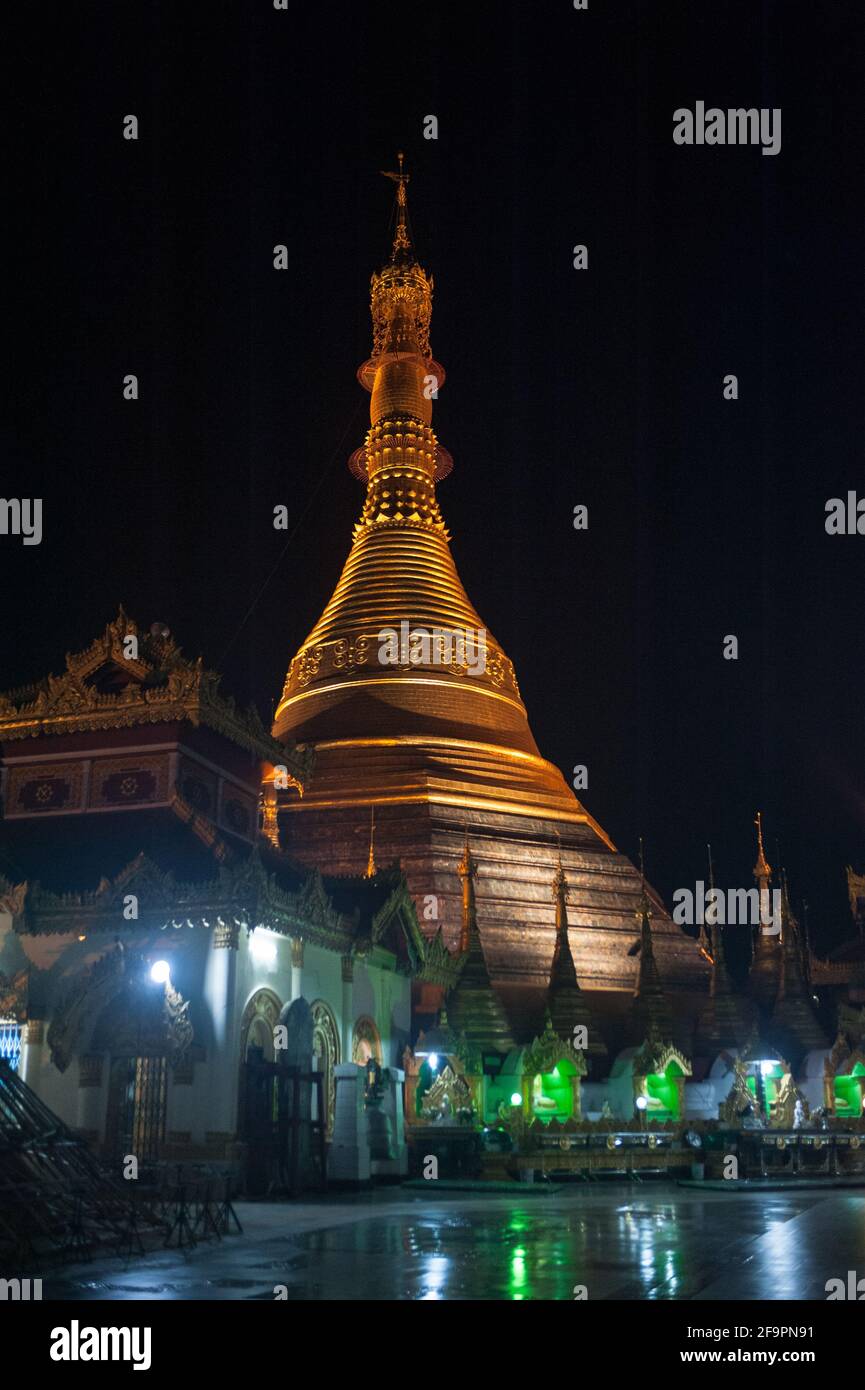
[332,637,370,671]
[523,1014,588,1079]
[0,968,29,1021]
[633,1035,692,1079]
[420,1063,473,1120]
[0,609,309,783]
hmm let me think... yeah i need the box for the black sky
[6,1,865,955]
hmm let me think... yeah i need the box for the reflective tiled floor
[41,1183,865,1300]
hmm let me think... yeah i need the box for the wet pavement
[39,1182,865,1300]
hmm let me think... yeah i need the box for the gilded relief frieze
[283,635,521,700]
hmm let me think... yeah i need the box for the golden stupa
[273,158,709,1045]
[274,155,595,825]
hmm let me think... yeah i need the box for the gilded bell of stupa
[273,159,710,1044]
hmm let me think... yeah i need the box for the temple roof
[0,789,426,969]
[0,608,309,783]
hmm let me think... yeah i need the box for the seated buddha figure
[532,1073,560,1113]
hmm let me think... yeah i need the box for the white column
[206,919,240,1145]
[290,938,304,1001]
[329,1064,370,1182]
[341,954,354,1061]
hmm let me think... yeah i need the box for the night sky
[6,2,864,955]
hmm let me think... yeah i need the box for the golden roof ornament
[365,805,377,878]
[457,829,478,955]
[380,151,412,257]
[753,811,772,886]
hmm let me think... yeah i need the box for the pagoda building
[271,159,710,1047]
[0,612,421,1172]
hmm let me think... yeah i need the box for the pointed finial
[458,825,474,878]
[753,811,772,883]
[381,151,412,257]
[553,828,566,892]
[704,843,724,959]
[365,805,376,878]
[638,837,650,911]
[802,898,810,954]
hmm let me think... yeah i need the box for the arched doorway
[311,1000,340,1140]
[240,988,282,1061]
[92,984,178,1163]
[238,988,282,1130]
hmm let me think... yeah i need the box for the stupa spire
[365,805,377,878]
[457,829,477,955]
[696,843,756,1054]
[380,151,412,260]
[448,834,513,1051]
[632,840,674,1042]
[753,810,772,886]
[770,871,828,1059]
[548,855,605,1062]
[749,810,781,1014]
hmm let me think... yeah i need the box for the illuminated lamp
[414,1013,456,1061]
[635,1095,648,1110]
[150,960,170,985]
[250,932,277,965]
[510,1092,522,1106]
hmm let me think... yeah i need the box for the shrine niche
[515,1014,588,1125]
[403,1007,481,1124]
[351,1015,382,1065]
[419,1063,474,1123]
[311,999,340,1140]
[608,1034,691,1124]
[824,1034,865,1118]
[716,1041,804,1127]
[632,1038,691,1122]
